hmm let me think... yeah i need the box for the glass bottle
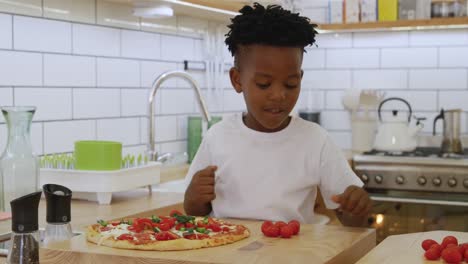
[7,191,42,264]
[0,106,39,212]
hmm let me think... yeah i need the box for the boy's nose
[269,87,286,101]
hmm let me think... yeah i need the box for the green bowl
[74,140,122,171]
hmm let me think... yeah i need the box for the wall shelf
[317,17,468,33]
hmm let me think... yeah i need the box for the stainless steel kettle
[433,109,464,155]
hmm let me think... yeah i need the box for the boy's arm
[332,185,372,227]
[184,166,217,216]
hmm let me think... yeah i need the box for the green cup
[74,140,122,170]
[187,116,222,163]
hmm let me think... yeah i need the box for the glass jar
[0,106,39,212]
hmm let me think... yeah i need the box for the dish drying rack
[39,154,161,205]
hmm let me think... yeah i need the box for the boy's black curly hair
[225,2,317,58]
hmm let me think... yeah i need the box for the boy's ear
[229,67,242,93]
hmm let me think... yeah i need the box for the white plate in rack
[39,162,161,205]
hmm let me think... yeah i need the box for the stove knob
[464,179,468,188]
[361,174,369,183]
[375,175,383,184]
[448,178,457,187]
[396,176,405,185]
[432,177,442,187]
[417,176,427,186]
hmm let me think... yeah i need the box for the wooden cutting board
[357,230,468,263]
[40,221,375,264]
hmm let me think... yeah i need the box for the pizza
[86,210,250,251]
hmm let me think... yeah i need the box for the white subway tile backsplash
[353,70,408,89]
[222,90,246,112]
[177,115,188,140]
[384,91,437,111]
[353,31,408,47]
[161,35,195,61]
[141,61,178,88]
[97,58,140,87]
[381,48,437,68]
[155,116,177,142]
[73,89,120,118]
[15,88,72,120]
[121,89,149,117]
[325,90,345,110]
[195,89,223,114]
[328,131,352,149]
[44,120,96,153]
[14,16,71,53]
[0,50,42,86]
[326,49,379,68]
[320,111,351,130]
[73,24,120,56]
[302,70,351,89]
[409,69,467,89]
[121,30,161,60]
[439,47,468,67]
[177,71,206,89]
[97,118,140,145]
[161,141,187,154]
[0,14,12,49]
[303,49,325,69]
[160,89,195,114]
[439,91,468,111]
[409,29,468,46]
[44,54,96,87]
[296,90,325,110]
[0,87,13,108]
[315,33,352,48]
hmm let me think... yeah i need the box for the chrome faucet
[147,70,212,161]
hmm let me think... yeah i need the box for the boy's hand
[186,166,217,203]
[331,186,372,217]
[184,166,217,216]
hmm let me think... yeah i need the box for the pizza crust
[86,223,250,251]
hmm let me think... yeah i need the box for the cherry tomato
[421,239,438,251]
[442,236,459,249]
[441,247,462,264]
[263,226,280,237]
[280,225,294,238]
[261,221,273,234]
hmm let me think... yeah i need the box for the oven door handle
[370,195,468,207]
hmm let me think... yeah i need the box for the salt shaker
[42,184,73,246]
[7,191,42,264]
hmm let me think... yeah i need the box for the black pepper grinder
[42,184,73,246]
[7,191,42,264]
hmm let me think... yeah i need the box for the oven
[353,147,468,243]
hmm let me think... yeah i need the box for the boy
[184,3,372,227]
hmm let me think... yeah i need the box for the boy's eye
[285,84,298,89]
[256,83,270,89]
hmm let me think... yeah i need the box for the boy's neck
[242,113,292,133]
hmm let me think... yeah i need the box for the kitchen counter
[41,215,375,264]
[357,230,468,263]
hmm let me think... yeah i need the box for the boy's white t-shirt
[184,113,363,224]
